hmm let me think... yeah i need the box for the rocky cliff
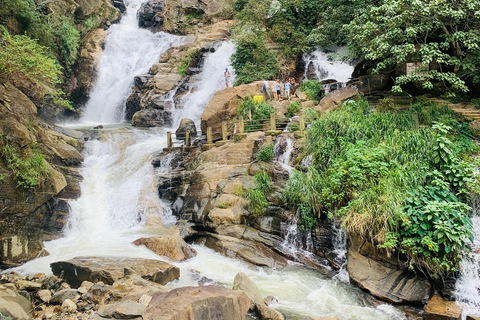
[0,82,84,268]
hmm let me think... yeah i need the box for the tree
[347,0,480,95]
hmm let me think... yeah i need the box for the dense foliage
[231,0,480,96]
[236,98,276,121]
[283,99,479,277]
[246,170,272,216]
[0,135,49,190]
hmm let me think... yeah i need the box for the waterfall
[174,41,236,129]
[80,0,184,124]
[331,224,349,283]
[303,48,354,83]
[456,213,480,318]
[274,134,294,171]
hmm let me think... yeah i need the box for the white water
[303,48,354,83]
[456,214,480,319]
[174,41,236,129]
[80,0,184,125]
[274,134,294,171]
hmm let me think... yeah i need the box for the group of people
[261,77,297,101]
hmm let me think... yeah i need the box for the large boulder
[315,86,361,112]
[175,118,197,140]
[133,235,197,262]
[0,286,33,320]
[200,82,262,140]
[138,0,165,32]
[98,301,146,319]
[196,233,287,269]
[131,109,172,127]
[51,257,180,287]
[357,73,393,93]
[423,294,462,320]
[346,238,431,304]
[143,285,250,320]
[233,272,284,320]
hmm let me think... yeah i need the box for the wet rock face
[138,0,165,32]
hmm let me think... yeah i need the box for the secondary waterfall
[174,41,236,129]
[80,0,183,124]
[274,133,294,171]
[456,208,480,318]
[303,48,354,83]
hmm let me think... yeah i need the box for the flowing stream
[9,2,413,319]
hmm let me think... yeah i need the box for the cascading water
[455,195,480,318]
[174,41,236,129]
[80,0,184,124]
[274,134,294,171]
[303,48,354,83]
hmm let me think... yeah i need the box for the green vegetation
[231,28,278,85]
[236,98,276,122]
[217,203,228,209]
[0,140,49,190]
[256,142,274,162]
[0,26,61,85]
[299,80,322,102]
[246,170,272,216]
[286,101,301,117]
[283,99,479,277]
[178,49,200,76]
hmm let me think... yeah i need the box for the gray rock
[175,118,197,141]
[131,109,172,127]
[98,301,146,319]
[50,289,80,305]
[62,298,77,314]
[0,296,30,320]
[37,289,52,303]
[138,0,165,32]
[51,256,180,287]
[15,280,42,291]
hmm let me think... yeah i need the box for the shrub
[246,170,273,217]
[377,98,396,113]
[300,80,323,102]
[287,101,301,117]
[51,17,80,70]
[256,142,274,162]
[236,98,276,122]
[0,26,61,85]
[304,107,320,123]
[282,99,477,277]
[0,142,49,190]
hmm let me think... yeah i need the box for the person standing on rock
[284,79,291,100]
[224,68,231,88]
[273,79,281,101]
[289,77,297,98]
[261,78,271,100]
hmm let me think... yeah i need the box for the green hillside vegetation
[282,99,479,278]
[231,0,480,97]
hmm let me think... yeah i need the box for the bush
[256,142,274,162]
[246,170,273,217]
[0,26,61,85]
[283,99,477,277]
[236,98,276,122]
[0,142,49,190]
[231,28,278,85]
[304,107,320,123]
[300,80,323,102]
[287,101,301,117]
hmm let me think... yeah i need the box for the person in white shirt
[273,79,281,100]
[224,68,231,88]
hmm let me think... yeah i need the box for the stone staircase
[451,107,480,121]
